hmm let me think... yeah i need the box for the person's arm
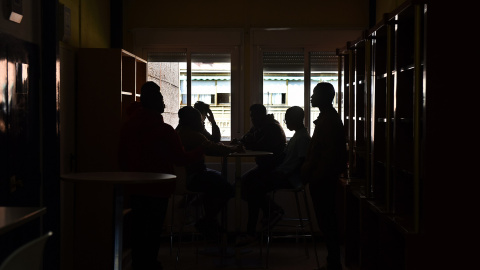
[196,130,243,156]
[200,128,215,142]
[236,127,255,147]
[178,126,242,157]
[206,108,221,143]
[202,139,243,156]
[301,132,316,183]
[279,131,310,176]
[248,123,285,152]
[210,123,221,143]
[293,132,310,175]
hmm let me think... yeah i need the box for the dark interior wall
[0,1,43,214]
[0,31,41,263]
[58,0,111,49]
[0,0,60,269]
[78,0,110,48]
[122,0,371,52]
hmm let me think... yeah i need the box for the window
[263,51,304,138]
[217,93,230,104]
[147,52,186,129]
[260,50,339,138]
[309,51,341,136]
[146,50,236,141]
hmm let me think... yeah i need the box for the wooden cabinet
[72,49,147,270]
[339,1,426,269]
[77,48,147,172]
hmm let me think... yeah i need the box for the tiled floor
[151,234,347,270]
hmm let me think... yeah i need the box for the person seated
[231,104,287,246]
[176,105,244,240]
[236,106,311,247]
[233,104,286,170]
[194,101,221,143]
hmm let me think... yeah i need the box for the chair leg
[170,194,176,257]
[302,188,320,269]
[193,195,201,264]
[175,194,188,269]
[294,190,309,258]
[265,190,277,269]
[175,193,199,268]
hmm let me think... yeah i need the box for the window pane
[147,52,187,128]
[263,51,304,139]
[191,53,231,141]
[309,52,339,136]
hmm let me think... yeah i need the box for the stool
[169,191,204,265]
[169,166,204,267]
[264,185,320,269]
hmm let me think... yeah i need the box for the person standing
[301,82,347,270]
[118,81,203,270]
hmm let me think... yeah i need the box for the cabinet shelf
[77,48,147,172]
[340,2,425,268]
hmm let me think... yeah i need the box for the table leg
[234,156,242,234]
[113,184,124,270]
[234,157,242,265]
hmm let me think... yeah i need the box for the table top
[228,150,273,157]
[0,206,47,235]
[61,171,177,184]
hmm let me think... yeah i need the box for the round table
[61,171,176,184]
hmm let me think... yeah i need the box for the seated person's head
[178,106,204,132]
[249,104,267,128]
[140,81,165,113]
[194,101,209,121]
[312,82,335,108]
[285,106,304,130]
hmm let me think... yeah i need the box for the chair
[169,166,204,267]
[0,231,52,270]
[264,185,320,269]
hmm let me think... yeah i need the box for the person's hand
[230,138,240,145]
[206,109,216,125]
[233,144,245,153]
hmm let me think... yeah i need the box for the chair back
[0,231,52,270]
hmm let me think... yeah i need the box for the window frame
[135,29,244,141]
[253,45,342,136]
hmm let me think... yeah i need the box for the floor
[126,233,348,270]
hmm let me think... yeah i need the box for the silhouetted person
[235,104,286,169]
[236,106,311,246]
[194,101,221,143]
[176,105,243,240]
[119,81,203,270]
[301,82,347,270]
[232,104,286,246]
